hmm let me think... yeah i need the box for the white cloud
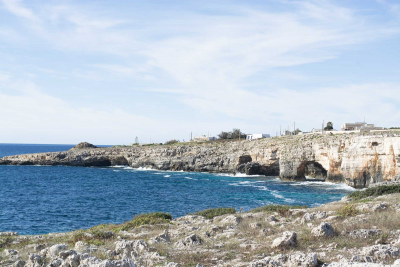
[0,0,38,21]
[0,0,399,142]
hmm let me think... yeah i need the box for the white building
[192,135,217,142]
[341,122,382,131]
[246,134,270,140]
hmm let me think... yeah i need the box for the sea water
[0,143,355,235]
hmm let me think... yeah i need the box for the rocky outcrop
[1,132,399,188]
[72,142,98,149]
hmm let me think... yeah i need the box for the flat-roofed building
[246,133,270,140]
[192,135,216,142]
[341,122,377,131]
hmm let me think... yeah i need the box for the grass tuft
[118,212,172,231]
[192,207,236,219]
[337,204,358,217]
[249,204,306,216]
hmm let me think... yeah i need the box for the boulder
[361,245,400,260]
[220,215,242,225]
[271,231,297,249]
[48,244,68,258]
[311,222,334,237]
[74,241,90,253]
[175,234,201,248]
[149,229,170,244]
[348,229,382,239]
[287,253,318,267]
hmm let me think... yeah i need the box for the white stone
[311,222,334,237]
[271,231,297,249]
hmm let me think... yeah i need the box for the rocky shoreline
[1,132,399,188]
[2,186,400,267]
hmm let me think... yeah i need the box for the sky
[0,0,399,145]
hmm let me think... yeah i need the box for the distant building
[192,135,216,142]
[341,122,383,131]
[311,129,323,133]
[246,134,270,140]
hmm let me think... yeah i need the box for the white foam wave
[123,167,134,170]
[271,190,295,203]
[110,165,129,168]
[135,167,154,171]
[184,177,198,180]
[290,181,357,191]
[215,173,265,177]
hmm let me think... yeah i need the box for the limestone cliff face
[1,132,399,188]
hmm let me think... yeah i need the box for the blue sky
[0,0,399,144]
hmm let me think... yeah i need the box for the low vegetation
[348,185,400,200]
[118,212,172,231]
[336,204,358,217]
[249,204,306,216]
[192,207,236,219]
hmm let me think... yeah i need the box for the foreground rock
[3,188,400,266]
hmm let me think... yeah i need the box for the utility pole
[294,122,295,135]
[322,120,324,134]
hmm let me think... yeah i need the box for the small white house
[246,134,270,140]
[192,135,217,142]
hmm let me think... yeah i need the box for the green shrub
[348,185,400,200]
[192,207,236,219]
[118,212,172,231]
[249,204,306,216]
[337,204,358,217]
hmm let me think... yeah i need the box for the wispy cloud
[0,0,399,142]
[0,0,38,21]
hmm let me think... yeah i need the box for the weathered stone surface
[361,245,400,260]
[311,222,334,237]
[1,133,399,188]
[287,253,318,267]
[271,231,297,249]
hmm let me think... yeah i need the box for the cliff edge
[1,132,399,188]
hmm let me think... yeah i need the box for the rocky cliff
[1,132,400,188]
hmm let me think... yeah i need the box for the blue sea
[0,143,355,235]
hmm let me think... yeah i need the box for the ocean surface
[0,143,355,235]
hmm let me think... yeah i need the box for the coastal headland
[1,132,399,188]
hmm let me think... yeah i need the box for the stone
[149,229,170,244]
[348,229,382,239]
[361,244,400,260]
[371,203,388,212]
[311,222,334,237]
[13,260,25,267]
[249,223,262,229]
[220,215,242,225]
[66,254,80,267]
[287,253,318,267]
[271,231,297,249]
[48,244,68,257]
[74,241,90,253]
[0,231,18,236]
[4,249,19,257]
[301,213,314,224]
[250,254,288,267]
[112,259,137,267]
[175,234,202,248]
